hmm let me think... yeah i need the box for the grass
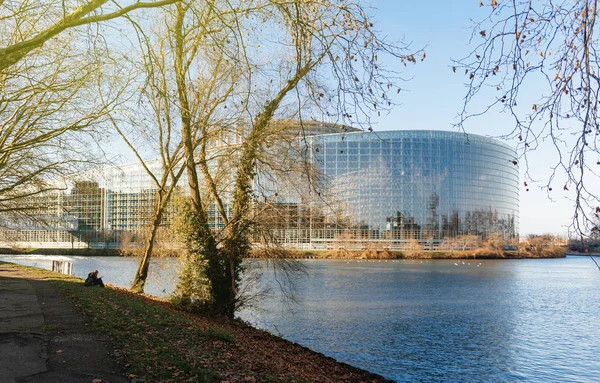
[1,261,395,383]
[204,326,235,343]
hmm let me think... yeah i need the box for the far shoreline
[0,247,572,259]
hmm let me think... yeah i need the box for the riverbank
[0,246,568,259]
[0,261,392,383]
[249,248,568,260]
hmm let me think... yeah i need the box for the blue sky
[369,0,580,237]
[108,1,580,237]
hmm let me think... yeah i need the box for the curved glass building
[1,125,519,251]
[292,130,519,248]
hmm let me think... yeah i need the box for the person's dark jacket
[84,272,104,287]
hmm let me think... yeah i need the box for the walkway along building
[0,127,519,250]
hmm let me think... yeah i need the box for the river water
[2,254,599,382]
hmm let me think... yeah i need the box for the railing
[52,260,73,275]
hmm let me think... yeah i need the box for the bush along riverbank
[250,247,567,260]
[0,246,567,260]
[2,235,568,260]
[4,262,392,383]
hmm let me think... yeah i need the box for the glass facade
[295,130,519,247]
[0,128,519,250]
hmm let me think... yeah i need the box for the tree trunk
[173,2,224,314]
[131,189,166,293]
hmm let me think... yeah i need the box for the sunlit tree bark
[0,0,177,71]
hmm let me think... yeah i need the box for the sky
[104,1,584,238]
[367,0,584,237]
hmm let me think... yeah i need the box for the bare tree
[526,233,566,257]
[87,0,416,316]
[105,5,243,292]
[167,0,418,318]
[455,0,600,235]
[0,0,179,224]
[0,0,177,71]
[0,26,125,224]
[104,17,188,293]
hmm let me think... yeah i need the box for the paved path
[0,263,128,383]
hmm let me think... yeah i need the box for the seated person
[84,270,105,287]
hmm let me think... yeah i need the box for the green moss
[204,326,235,343]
